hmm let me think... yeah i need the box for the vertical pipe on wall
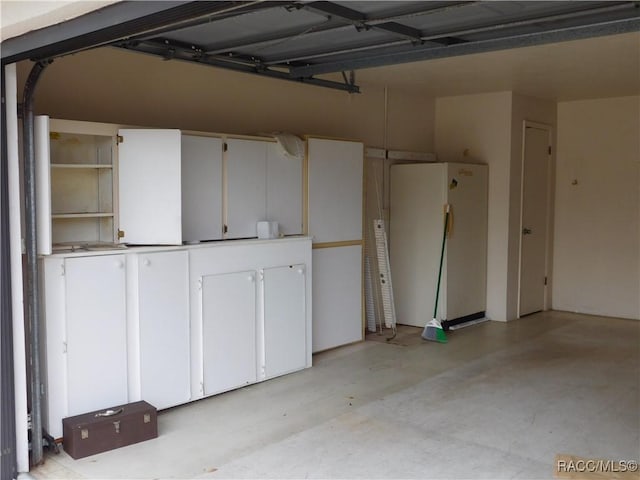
[22,59,50,467]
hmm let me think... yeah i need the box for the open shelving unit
[48,126,117,248]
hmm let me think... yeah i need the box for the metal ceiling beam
[301,1,438,44]
[129,1,293,43]
[203,1,477,55]
[262,1,631,67]
[290,16,640,78]
[115,39,360,93]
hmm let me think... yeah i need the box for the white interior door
[181,135,223,242]
[118,129,182,245]
[225,138,267,239]
[138,250,190,409]
[519,124,551,316]
[263,265,306,378]
[202,271,257,395]
[65,255,127,415]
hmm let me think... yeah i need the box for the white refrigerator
[389,162,488,328]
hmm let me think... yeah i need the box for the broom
[422,204,450,343]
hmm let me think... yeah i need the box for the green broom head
[422,318,448,343]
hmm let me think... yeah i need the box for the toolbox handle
[94,408,123,418]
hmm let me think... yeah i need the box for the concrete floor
[31,311,639,479]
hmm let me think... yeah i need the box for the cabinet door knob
[248,274,255,282]
[297,268,304,275]
[143,258,150,266]
[116,260,124,268]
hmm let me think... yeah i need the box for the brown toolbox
[62,401,158,459]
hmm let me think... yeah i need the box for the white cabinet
[181,135,224,242]
[202,271,257,395]
[118,129,182,245]
[134,250,190,410]
[38,119,303,249]
[266,143,303,236]
[225,138,303,239]
[65,256,128,415]
[36,120,185,251]
[306,137,364,352]
[312,246,362,352]
[189,237,312,400]
[226,139,268,239]
[42,254,128,438]
[307,138,364,243]
[37,118,119,252]
[43,238,311,438]
[263,264,307,378]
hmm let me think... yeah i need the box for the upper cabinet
[307,138,364,243]
[37,118,305,252]
[181,135,224,243]
[185,136,303,241]
[118,129,182,245]
[39,118,119,253]
[225,138,268,239]
[266,141,303,236]
[37,119,184,251]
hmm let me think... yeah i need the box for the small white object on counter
[257,221,279,239]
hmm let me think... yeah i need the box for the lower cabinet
[202,271,257,395]
[42,254,128,439]
[135,250,191,410]
[189,238,312,401]
[312,245,363,352]
[42,237,312,439]
[263,265,307,379]
[65,255,128,415]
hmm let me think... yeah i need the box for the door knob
[522,228,532,235]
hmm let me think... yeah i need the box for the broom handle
[434,205,450,320]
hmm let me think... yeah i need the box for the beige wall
[554,96,640,320]
[17,47,434,151]
[435,92,513,321]
[510,94,557,318]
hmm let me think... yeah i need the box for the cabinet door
[307,138,364,242]
[312,245,363,352]
[138,251,190,410]
[118,129,182,245]
[263,265,307,378]
[202,271,257,395]
[225,139,267,239]
[181,135,223,242]
[65,255,127,415]
[266,143,302,235]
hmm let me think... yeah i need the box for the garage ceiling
[3,1,640,93]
